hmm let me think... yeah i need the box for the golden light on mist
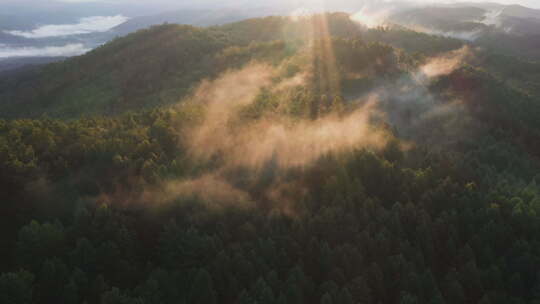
[349,7,391,29]
[309,13,341,97]
[285,0,342,99]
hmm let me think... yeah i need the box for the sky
[5,15,127,38]
[1,0,538,60]
[53,0,540,9]
[2,0,540,11]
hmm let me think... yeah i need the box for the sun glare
[350,6,391,29]
[283,0,341,98]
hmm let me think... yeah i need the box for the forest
[2,12,540,304]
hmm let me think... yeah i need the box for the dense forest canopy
[1,11,540,304]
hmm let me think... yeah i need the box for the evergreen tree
[0,271,34,304]
[321,292,333,304]
[190,269,217,304]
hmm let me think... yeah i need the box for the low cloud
[108,48,475,210]
[127,63,389,208]
[211,100,387,168]
[186,64,388,168]
[372,46,477,147]
[432,30,482,41]
[5,15,127,38]
[480,10,503,27]
[417,46,472,79]
[139,174,255,209]
[0,43,90,58]
[350,5,396,29]
[158,48,473,206]
[413,27,483,41]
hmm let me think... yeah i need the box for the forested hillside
[0,25,230,118]
[2,12,540,304]
[0,13,361,119]
[385,4,540,61]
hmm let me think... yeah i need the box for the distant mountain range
[0,56,65,74]
[109,9,264,36]
[389,2,540,35]
[0,8,276,71]
[384,3,540,60]
[0,2,539,74]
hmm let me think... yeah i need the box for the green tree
[189,269,217,304]
[0,271,35,304]
[350,276,372,304]
[336,288,353,304]
[321,293,333,304]
[101,287,144,304]
[400,292,419,304]
[62,279,79,304]
[444,271,465,304]
[15,221,65,271]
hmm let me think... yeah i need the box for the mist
[417,46,472,79]
[0,43,89,58]
[129,44,477,208]
[186,64,388,169]
[374,46,476,147]
[5,0,540,18]
[5,15,128,38]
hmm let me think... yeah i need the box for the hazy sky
[6,15,127,38]
[413,0,540,7]
[1,0,539,22]
[3,0,540,9]
[1,0,537,60]
[51,0,540,9]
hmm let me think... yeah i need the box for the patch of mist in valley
[125,45,478,211]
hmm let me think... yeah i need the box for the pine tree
[336,287,354,304]
[62,279,79,304]
[190,269,217,304]
[350,276,372,304]
[0,271,34,304]
[445,270,465,304]
[321,292,333,304]
[400,292,419,304]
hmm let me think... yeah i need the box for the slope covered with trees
[0,13,362,119]
[0,25,231,118]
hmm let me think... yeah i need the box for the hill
[0,13,365,119]
[386,4,540,60]
[109,9,258,37]
[1,11,538,120]
[0,25,231,118]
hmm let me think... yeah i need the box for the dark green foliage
[16,221,65,272]
[0,271,34,304]
[0,25,230,118]
[101,287,144,304]
[363,25,464,55]
[189,269,217,304]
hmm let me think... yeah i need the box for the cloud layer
[0,43,90,58]
[5,15,127,38]
[184,63,389,169]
